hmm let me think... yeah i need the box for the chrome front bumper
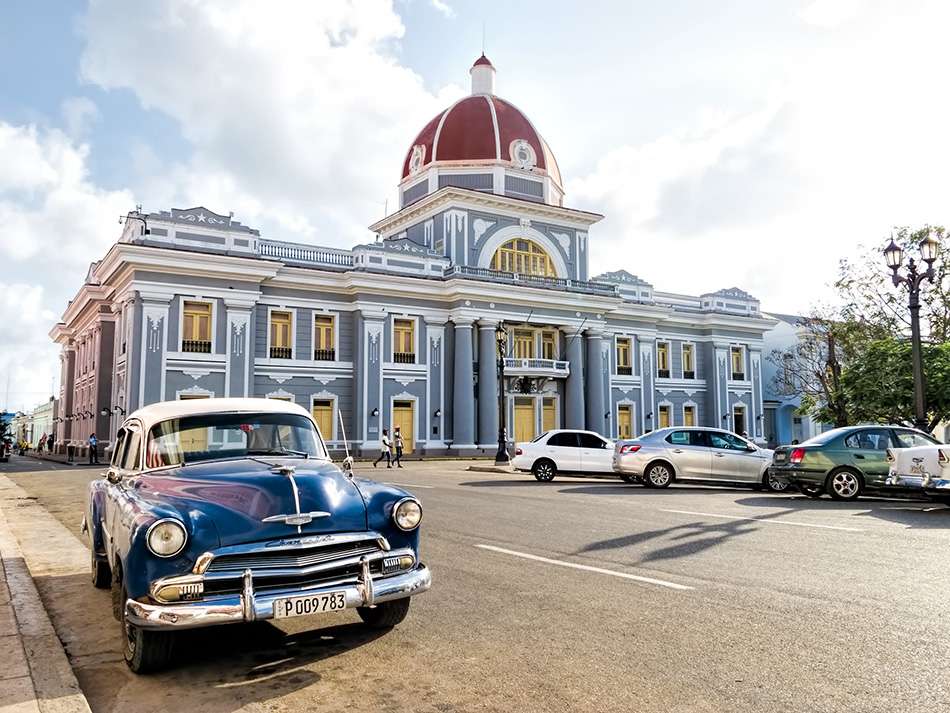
[126,562,431,630]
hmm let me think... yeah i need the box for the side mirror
[106,467,122,484]
[341,456,354,474]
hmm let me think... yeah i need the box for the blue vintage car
[81,398,431,673]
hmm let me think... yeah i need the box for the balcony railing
[657,369,670,379]
[731,372,745,381]
[270,346,293,359]
[504,358,570,377]
[444,265,619,297]
[393,352,416,364]
[313,348,336,361]
[259,240,354,268]
[182,339,212,354]
[617,366,633,376]
[683,370,695,380]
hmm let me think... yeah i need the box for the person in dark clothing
[373,429,392,468]
[88,433,99,464]
[46,433,54,452]
[393,427,404,468]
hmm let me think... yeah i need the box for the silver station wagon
[612,427,784,491]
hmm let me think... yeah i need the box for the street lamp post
[494,323,510,465]
[884,231,940,432]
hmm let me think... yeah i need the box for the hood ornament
[271,463,296,475]
[262,511,331,526]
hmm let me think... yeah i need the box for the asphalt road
[2,455,949,713]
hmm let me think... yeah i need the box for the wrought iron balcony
[313,348,336,361]
[270,346,293,359]
[444,265,619,297]
[683,370,696,380]
[393,352,416,364]
[617,366,633,376]
[182,339,212,354]
[657,369,670,379]
[503,358,570,378]
[731,372,745,381]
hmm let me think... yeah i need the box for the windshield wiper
[246,448,310,459]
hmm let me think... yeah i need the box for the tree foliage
[768,225,949,430]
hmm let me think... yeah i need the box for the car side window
[895,431,939,448]
[547,432,579,448]
[111,429,127,467]
[666,431,692,446]
[578,433,607,449]
[844,429,891,450]
[708,432,747,451]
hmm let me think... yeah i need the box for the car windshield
[145,412,326,468]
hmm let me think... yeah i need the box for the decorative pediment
[170,206,231,226]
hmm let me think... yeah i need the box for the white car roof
[127,398,312,431]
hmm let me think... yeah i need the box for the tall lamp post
[883,231,940,431]
[494,323,510,465]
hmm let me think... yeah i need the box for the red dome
[401,94,562,187]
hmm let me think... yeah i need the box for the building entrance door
[312,400,333,442]
[733,406,746,436]
[514,398,536,443]
[542,398,556,433]
[618,405,633,439]
[393,401,415,454]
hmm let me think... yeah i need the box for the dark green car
[770,426,940,500]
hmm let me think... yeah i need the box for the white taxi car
[511,430,614,481]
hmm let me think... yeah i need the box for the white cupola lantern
[470,54,496,95]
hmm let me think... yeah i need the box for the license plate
[774,453,786,462]
[273,590,347,619]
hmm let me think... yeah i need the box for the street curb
[0,475,93,713]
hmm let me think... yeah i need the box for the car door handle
[854,454,865,460]
[714,453,725,458]
[672,449,684,453]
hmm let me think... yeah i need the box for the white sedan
[511,430,614,481]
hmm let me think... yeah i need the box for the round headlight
[393,498,422,531]
[146,519,188,557]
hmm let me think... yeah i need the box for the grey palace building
[50,56,775,458]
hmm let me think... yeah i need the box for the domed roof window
[491,238,556,277]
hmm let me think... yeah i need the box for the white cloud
[0,121,134,411]
[799,0,861,28]
[429,0,455,18]
[60,96,100,139]
[78,0,462,247]
[572,2,950,314]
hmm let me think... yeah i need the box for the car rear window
[547,432,579,448]
[666,430,705,447]
[894,431,940,448]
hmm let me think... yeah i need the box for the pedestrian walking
[394,427,404,468]
[46,433,54,452]
[374,429,392,468]
[88,433,99,464]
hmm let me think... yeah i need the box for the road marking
[474,544,693,591]
[659,509,864,532]
[385,482,436,489]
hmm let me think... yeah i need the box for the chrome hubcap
[768,475,789,491]
[649,467,670,486]
[832,472,858,497]
[537,464,553,479]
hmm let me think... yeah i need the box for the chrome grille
[207,538,382,573]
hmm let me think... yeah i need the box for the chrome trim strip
[208,531,387,558]
[261,511,331,525]
[203,547,415,581]
[127,564,431,630]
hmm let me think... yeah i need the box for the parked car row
[513,427,787,492]
[512,425,946,503]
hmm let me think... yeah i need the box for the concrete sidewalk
[0,476,91,713]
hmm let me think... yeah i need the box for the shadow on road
[733,495,950,529]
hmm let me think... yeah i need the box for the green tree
[769,225,948,429]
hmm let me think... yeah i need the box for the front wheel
[358,597,411,628]
[798,483,823,498]
[90,547,110,589]
[532,460,556,482]
[120,586,175,673]
[763,470,790,493]
[645,463,673,488]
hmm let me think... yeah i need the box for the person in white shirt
[374,429,392,468]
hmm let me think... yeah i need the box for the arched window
[490,239,556,277]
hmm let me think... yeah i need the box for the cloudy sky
[2,0,948,410]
